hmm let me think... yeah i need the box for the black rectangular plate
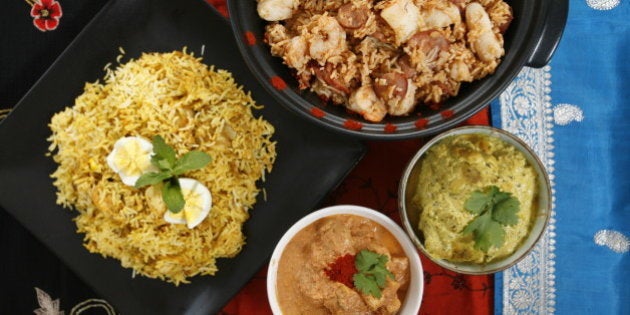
[0,0,365,313]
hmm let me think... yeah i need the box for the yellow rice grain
[47,50,277,285]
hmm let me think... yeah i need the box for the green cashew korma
[413,134,538,263]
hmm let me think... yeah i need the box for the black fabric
[0,1,108,313]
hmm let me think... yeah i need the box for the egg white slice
[163,178,212,229]
[106,136,157,186]
[164,207,187,224]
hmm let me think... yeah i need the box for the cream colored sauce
[276,214,409,314]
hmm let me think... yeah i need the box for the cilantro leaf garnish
[492,196,520,225]
[134,135,211,213]
[353,249,394,298]
[462,185,520,252]
[462,211,505,252]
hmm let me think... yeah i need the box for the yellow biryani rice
[47,50,277,285]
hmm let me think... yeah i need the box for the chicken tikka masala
[276,214,410,314]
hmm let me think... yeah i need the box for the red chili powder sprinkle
[310,107,326,118]
[324,254,357,288]
[414,118,429,129]
[344,119,363,130]
[244,31,257,46]
[441,109,455,119]
[384,123,397,133]
[270,76,287,90]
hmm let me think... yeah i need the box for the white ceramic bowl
[398,126,552,274]
[267,205,424,314]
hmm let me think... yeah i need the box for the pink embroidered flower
[30,0,63,32]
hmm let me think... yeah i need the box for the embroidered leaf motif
[34,287,64,315]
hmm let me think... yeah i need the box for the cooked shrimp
[284,36,310,70]
[257,0,299,21]
[465,2,503,62]
[447,0,469,11]
[422,2,461,29]
[348,84,388,122]
[307,15,347,64]
[449,60,473,82]
[380,0,422,45]
[259,0,513,121]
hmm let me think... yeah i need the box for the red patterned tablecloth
[208,1,494,314]
[220,104,494,314]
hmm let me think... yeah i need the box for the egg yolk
[182,188,203,223]
[112,140,153,176]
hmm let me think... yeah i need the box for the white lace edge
[498,65,557,314]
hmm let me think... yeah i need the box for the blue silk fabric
[492,1,629,314]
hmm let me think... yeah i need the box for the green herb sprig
[353,249,395,298]
[134,136,211,213]
[462,185,520,252]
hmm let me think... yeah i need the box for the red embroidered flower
[30,0,63,32]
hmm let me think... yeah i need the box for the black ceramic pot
[228,0,568,140]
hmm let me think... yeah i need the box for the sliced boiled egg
[163,178,212,229]
[106,136,158,186]
[163,207,186,225]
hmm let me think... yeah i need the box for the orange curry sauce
[276,214,410,314]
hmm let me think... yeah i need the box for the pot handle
[525,0,569,68]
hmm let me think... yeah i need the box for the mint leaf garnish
[173,151,212,176]
[134,136,211,213]
[162,178,185,213]
[151,135,177,168]
[134,171,171,188]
